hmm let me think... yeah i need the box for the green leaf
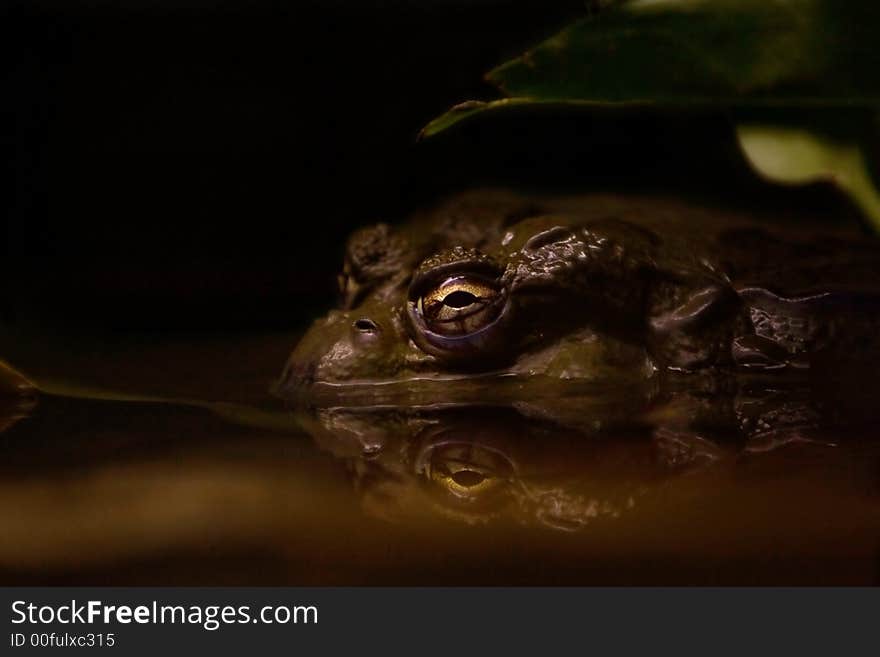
[421,99,526,139]
[420,0,880,229]
[737,119,880,230]
[0,360,34,396]
[488,0,880,105]
[419,98,648,139]
[7,366,307,434]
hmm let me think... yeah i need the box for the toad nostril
[354,318,379,333]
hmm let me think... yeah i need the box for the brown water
[1,331,878,585]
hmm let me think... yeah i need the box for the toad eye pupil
[450,469,486,487]
[442,290,477,308]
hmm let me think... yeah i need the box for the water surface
[1,332,878,584]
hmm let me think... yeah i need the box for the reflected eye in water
[420,442,515,510]
[407,274,508,358]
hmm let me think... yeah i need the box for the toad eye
[428,456,506,501]
[420,441,514,509]
[416,277,501,336]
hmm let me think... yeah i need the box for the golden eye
[421,442,514,510]
[417,277,501,336]
[430,459,503,498]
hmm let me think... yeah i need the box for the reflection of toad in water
[298,376,862,531]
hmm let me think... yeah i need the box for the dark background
[3,0,860,333]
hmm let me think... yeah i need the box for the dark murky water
[1,332,878,584]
